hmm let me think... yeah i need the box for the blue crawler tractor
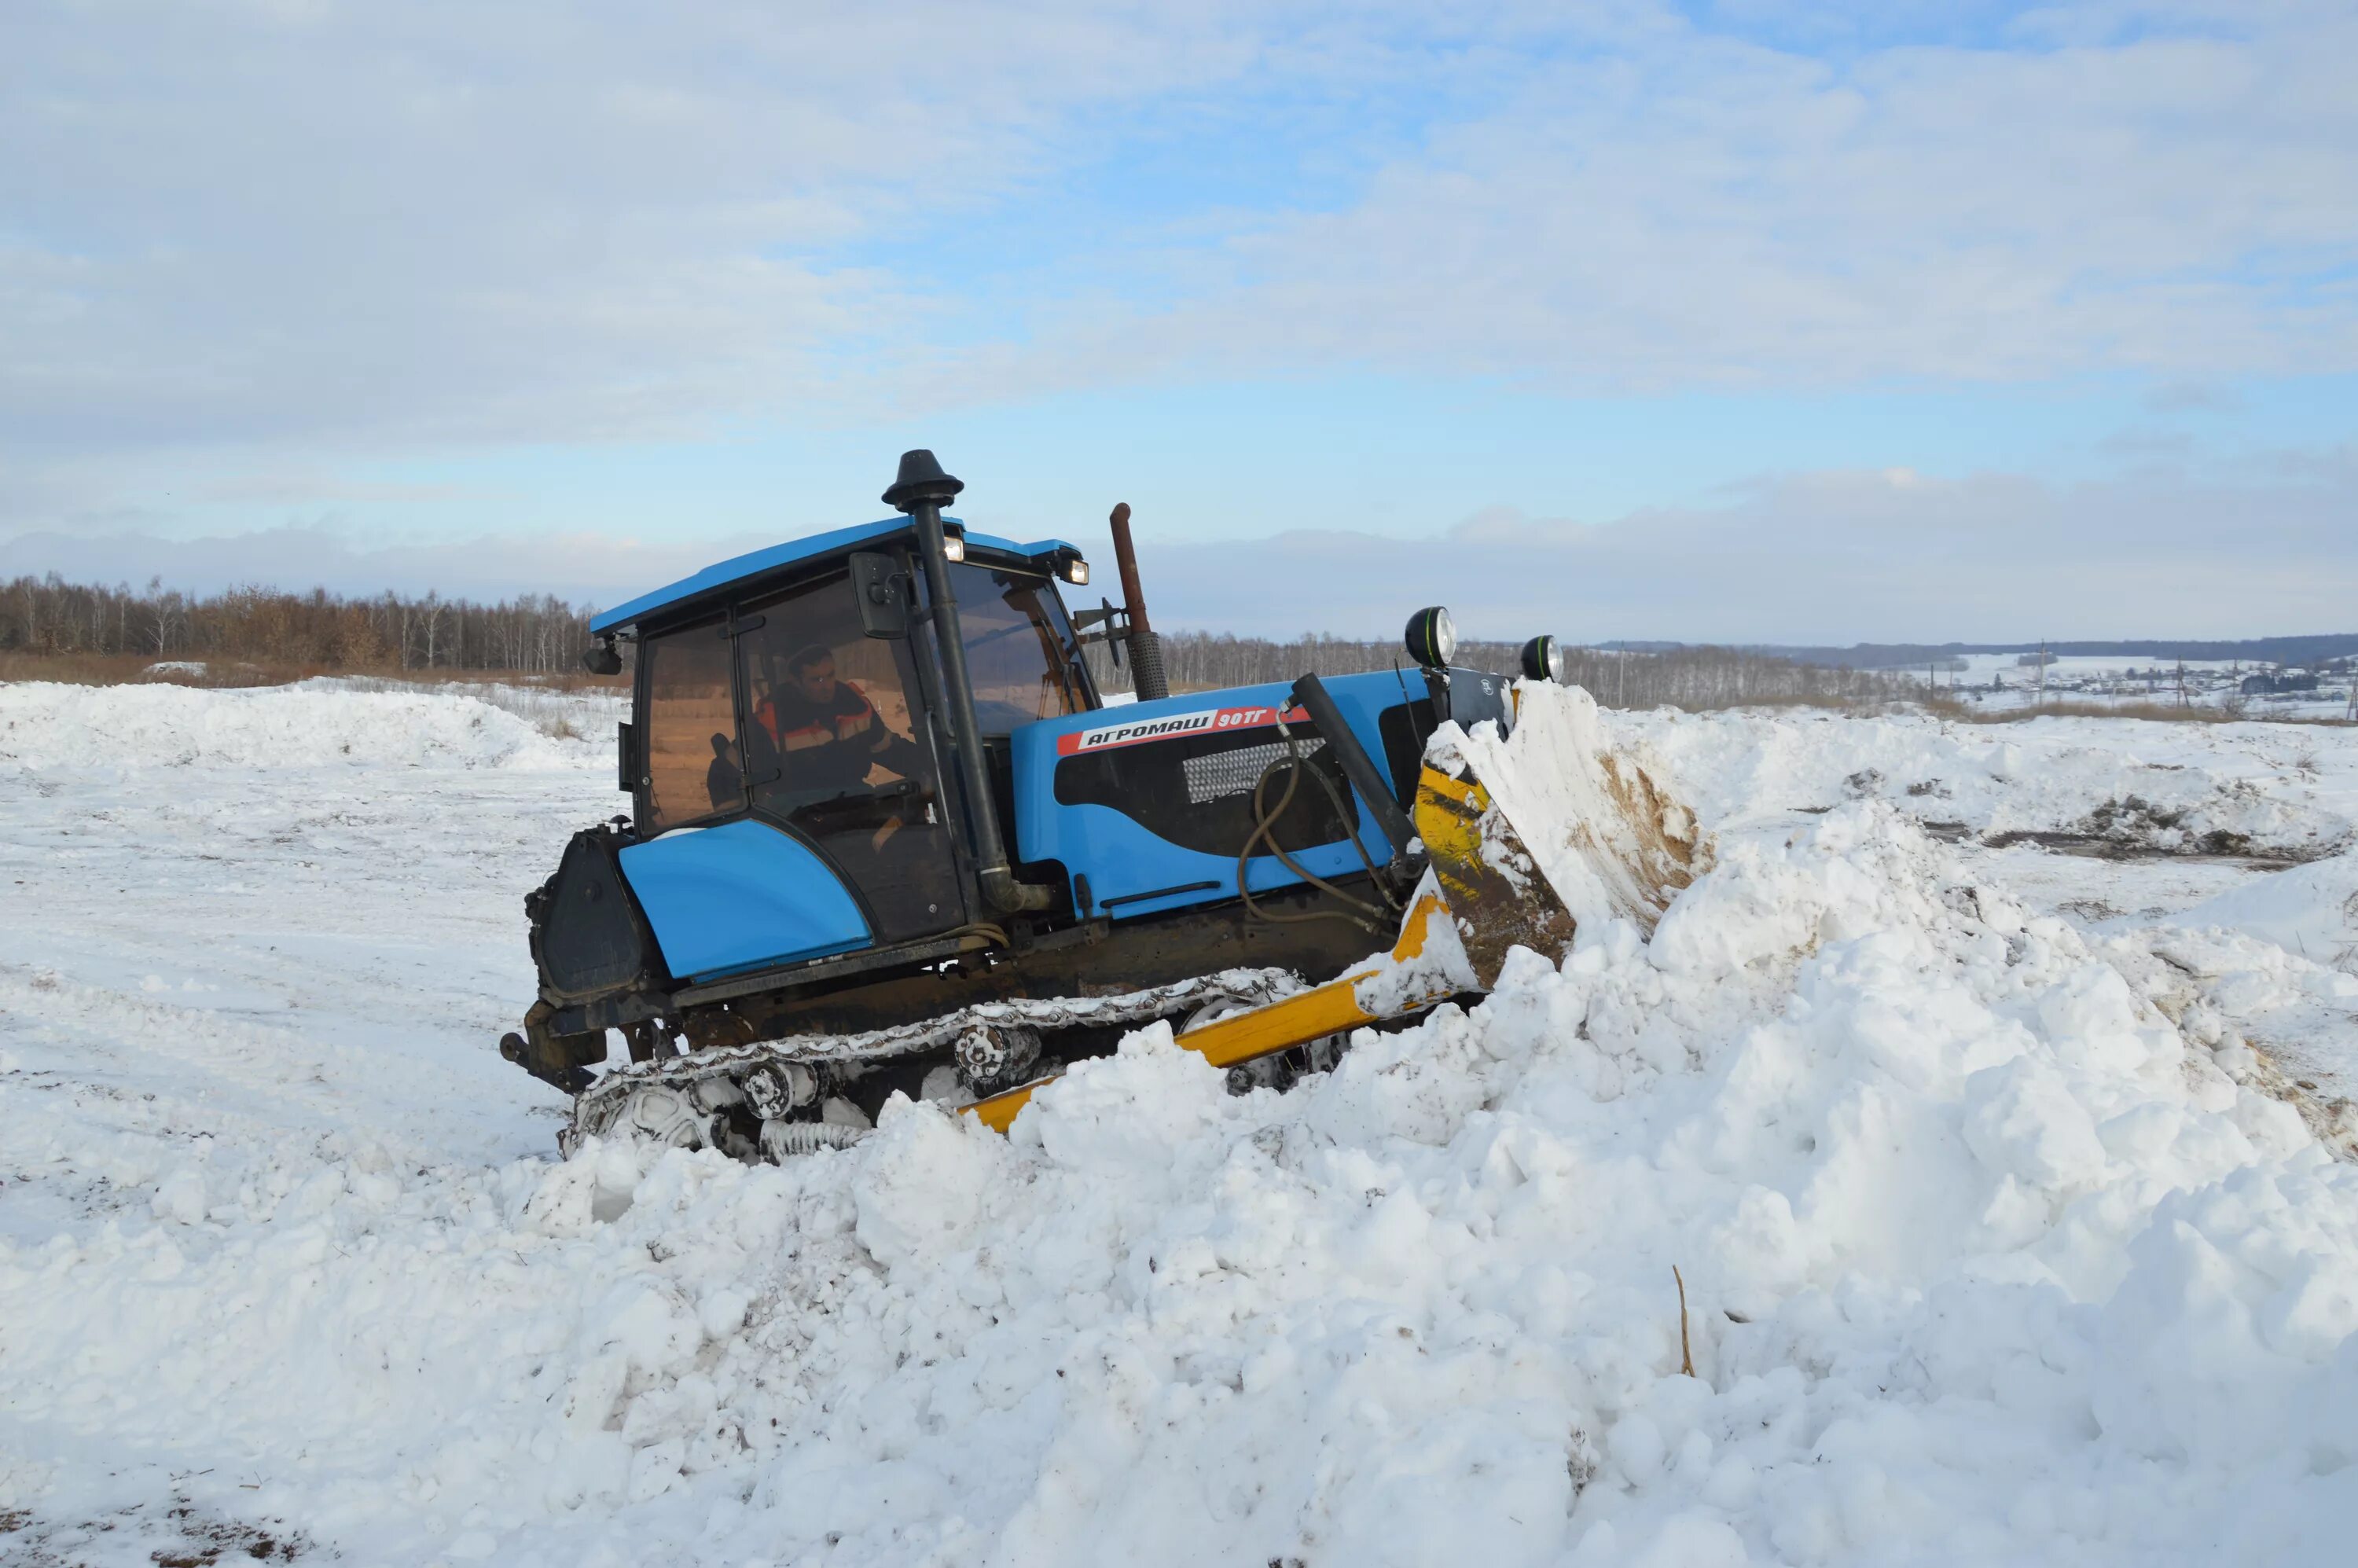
[502,451,1695,1159]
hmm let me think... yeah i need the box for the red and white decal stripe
[1056,703,1308,757]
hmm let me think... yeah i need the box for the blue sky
[2,1,2353,641]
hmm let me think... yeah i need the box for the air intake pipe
[1107,501,1169,703]
[886,450,1052,914]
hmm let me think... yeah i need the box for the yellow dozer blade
[968,681,1706,1134]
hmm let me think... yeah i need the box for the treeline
[1,574,597,673]
[1096,631,1914,711]
[6,570,1911,707]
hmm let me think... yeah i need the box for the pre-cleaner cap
[883,449,964,513]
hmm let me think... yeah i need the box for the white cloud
[0,0,1269,456]
[1008,2,2358,394]
[3,0,2353,559]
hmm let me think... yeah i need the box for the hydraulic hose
[1236,718,1401,940]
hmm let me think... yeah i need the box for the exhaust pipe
[1107,502,1169,703]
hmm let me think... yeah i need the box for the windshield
[940,562,1090,733]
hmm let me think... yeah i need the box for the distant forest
[2,573,597,672]
[1100,632,1915,710]
[5,571,1918,711]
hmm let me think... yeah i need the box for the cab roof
[590,516,1078,636]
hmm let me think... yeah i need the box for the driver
[751,643,926,800]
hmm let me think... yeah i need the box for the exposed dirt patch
[1976,795,2338,866]
[0,1499,309,1567]
[1978,828,2316,868]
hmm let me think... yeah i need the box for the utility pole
[2037,641,2046,710]
[2177,659,2187,709]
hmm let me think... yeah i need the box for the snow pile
[2166,852,2358,968]
[0,680,594,771]
[10,767,2358,1560]
[1628,708,2352,860]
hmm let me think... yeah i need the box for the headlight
[942,534,966,563]
[1520,634,1566,683]
[1405,605,1456,668]
[1065,556,1089,585]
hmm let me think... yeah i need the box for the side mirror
[850,550,909,639]
[582,640,623,676]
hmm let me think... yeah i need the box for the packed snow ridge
[0,678,594,771]
[5,681,2358,1566]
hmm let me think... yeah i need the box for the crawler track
[564,967,1301,1159]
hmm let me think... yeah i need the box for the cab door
[623,569,968,979]
[729,572,968,946]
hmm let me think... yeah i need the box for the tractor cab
[594,510,1097,971]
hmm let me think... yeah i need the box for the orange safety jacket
[752,682,892,796]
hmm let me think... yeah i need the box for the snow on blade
[1435,679,1703,935]
[6,685,2358,1565]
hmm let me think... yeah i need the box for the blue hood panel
[620,818,870,980]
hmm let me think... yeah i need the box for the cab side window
[736,580,932,815]
[638,618,738,832]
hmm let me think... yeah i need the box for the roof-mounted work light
[1520,634,1566,684]
[1405,605,1456,669]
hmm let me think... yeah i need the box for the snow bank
[11,773,2358,1562]
[2166,852,2358,968]
[0,680,593,771]
[1629,707,2354,860]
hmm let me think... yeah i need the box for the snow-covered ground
[6,681,2358,1565]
